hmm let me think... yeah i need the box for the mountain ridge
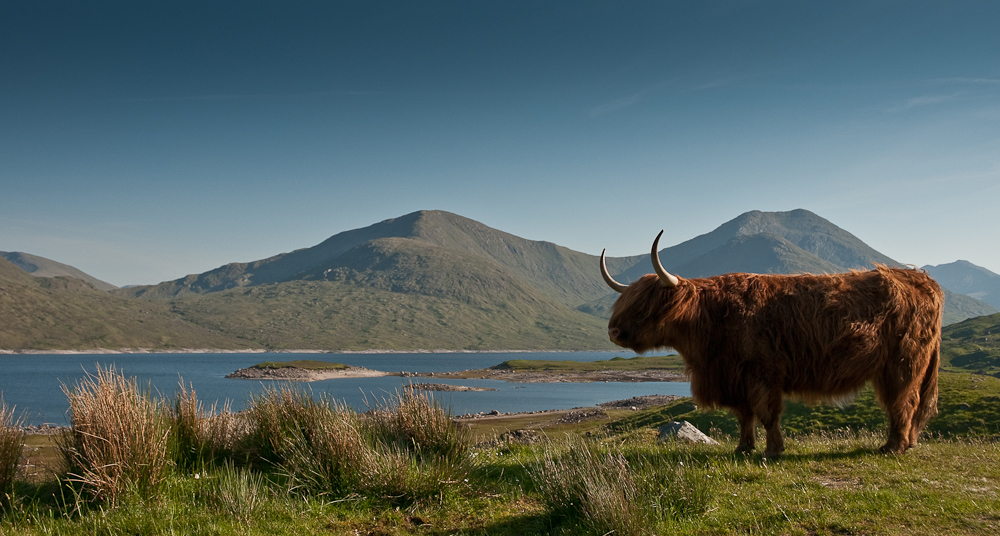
[1,251,118,291]
[5,208,998,351]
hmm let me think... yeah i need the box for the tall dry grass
[60,366,171,506]
[171,380,247,468]
[0,399,25,506]
[244,384,473,504]
[363,387,471,463]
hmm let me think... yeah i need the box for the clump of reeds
[60,366,171,506]
[530,437,715,536]
[357,388,474,503]
[197,461,267,525]
[245,385,369,496]
[243,384,473,504]
[363,387,472,462]
[0,399,25,506]
[171,380,247,468]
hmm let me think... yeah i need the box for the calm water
[0,352,691,426]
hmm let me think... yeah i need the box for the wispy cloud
[589,91,646,117]
[888,92,966,112]
[115,89,388,103]
[926,77,1000,86]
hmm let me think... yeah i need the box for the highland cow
[601,232,943,457]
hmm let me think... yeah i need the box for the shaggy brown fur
[607,265,943,456]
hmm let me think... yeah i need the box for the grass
[2,367,999,535]
[250,360,350,370]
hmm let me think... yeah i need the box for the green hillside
[940,312,1000,375]
[0,257,250,351]
[165,245,616,351]
[118,210,635,308]
[609,370,1000,439]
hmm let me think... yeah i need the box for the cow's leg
[874,364,921,454]
[755,390,786,458]
[732,405,756,454]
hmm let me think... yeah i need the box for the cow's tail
[911,339,940,442]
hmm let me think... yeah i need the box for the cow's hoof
[878,442,908,454]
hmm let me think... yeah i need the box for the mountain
[113,210,622,350]
[615,209,898,284]
[6,208,995,351]
[923,260,1000,310]
[0,257,249,351]
[599,209,991,325]
[1,251,118,291]
[117,210,627,308]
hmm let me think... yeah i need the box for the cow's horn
[600,249,629,293]
[651,231,679,287]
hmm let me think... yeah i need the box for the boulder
[657,421,719,445]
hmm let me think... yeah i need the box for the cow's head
[601,231,681,353]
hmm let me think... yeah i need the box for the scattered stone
[554,408,608,424]
[598,395,683,411]
[407,383,497,392]
[658,421,719,445]
[20,424,67,436]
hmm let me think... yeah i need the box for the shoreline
[1,348,620,355]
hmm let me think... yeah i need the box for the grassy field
[2,366,998,535]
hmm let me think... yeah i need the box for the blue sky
[2,1,999,286]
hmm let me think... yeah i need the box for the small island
[433,354,688,383]
[226,355,688,384]
[226,360,389,382]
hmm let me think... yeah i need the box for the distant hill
[1,251,118,291]
[616,209,897,284]
[0,257,249,351]
[117,210,627,308]
[600,209,988,325]
[923,260,1000,310]
[113,211,619,350]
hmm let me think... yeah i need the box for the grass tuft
[530,436,715,535]
[59,365,171,507]
[0,399,25,508]
[170,380,247,468]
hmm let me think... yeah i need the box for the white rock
[657,421,719,445]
